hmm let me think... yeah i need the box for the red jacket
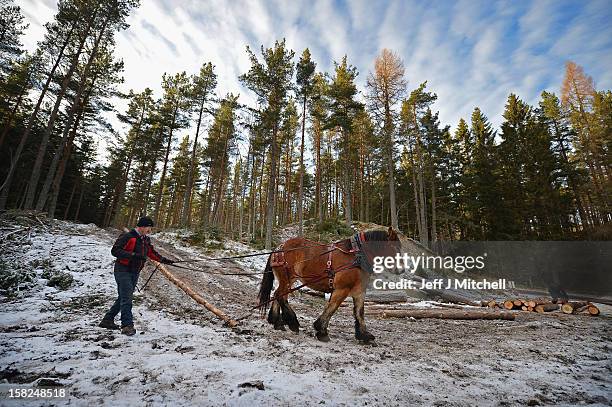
[111,229,166,272]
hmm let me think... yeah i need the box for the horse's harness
[271,232,369,291]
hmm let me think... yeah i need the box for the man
[99,216,174,336]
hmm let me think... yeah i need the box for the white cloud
[17,0,612,148]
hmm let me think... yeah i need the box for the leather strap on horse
[252,259,359,312]
[325,243,335,290]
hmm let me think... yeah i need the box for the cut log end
[561,301,590,314]
[587,305,600,316]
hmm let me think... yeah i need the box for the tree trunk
[315,121,323,223]
[212,129,230,226]
[0,74,30,149]
[343,129,352,226]
[155,261,238,327]
[181,89,208,226]
[0,21,77,210]
[265,123,279,249]
[74,183,84,221]
[431,175,437,242]
[36,67,100,212]
[385,102,398,230]
[47,112,82,218]
[24,13,99,210]
[63,180,77,219]
[379,309,515,320]
[297,94,306,235]
[154,107,178,224]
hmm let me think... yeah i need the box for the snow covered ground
[1,222,611,406]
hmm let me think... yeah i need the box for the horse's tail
[257,254,275,317]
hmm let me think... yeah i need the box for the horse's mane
[362,230,389,241]
[333,229,390,250]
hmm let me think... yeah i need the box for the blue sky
[20,0,612,139]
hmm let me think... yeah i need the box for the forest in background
[1,0,610,249]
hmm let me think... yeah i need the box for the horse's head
[383,226,402,256]
[358,227,402,272]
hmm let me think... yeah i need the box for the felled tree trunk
[155,261,238,328]
[535,303,559,313]
[378,309,515,320]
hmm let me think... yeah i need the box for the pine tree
[366,49,406,230]
[180,62,217,226]
[309,72,328,224]
[0,0,28,78]
[540,91,589,230]
[325,56,362,227]
[467,107,499,239]
[240,39,294,248]
[153,71,191,225]
[295,48,316,235]
[400,82,436,245]
[204,94,239,228]
[561,61,609,222]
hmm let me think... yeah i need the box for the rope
[168,263,270,276]
[170,241,337,263]
[165,245,348,277]
[138,262,160,291]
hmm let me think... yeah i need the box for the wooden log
[527,306,534,312]
[561,301,589,314]
[587,304,600,316]
[535,303,559,313]
[365,290,408,303]
[513,299,522,307]
[521,305,528,311]
[504,300,515,310]
[154,261,239,327]
[512,288,612,306]
[526,300,537,308]
[405,276,482,306]
[434,302,471,310]
[574,305,589,313]
[380,309,515,321]
[487,300,497,308]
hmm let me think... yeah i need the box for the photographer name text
[372,278,514,290]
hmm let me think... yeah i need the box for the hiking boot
[99,319,120,330]
[121,325,136,336]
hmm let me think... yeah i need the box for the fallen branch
[378,308,515,320]
[153,261,238,328]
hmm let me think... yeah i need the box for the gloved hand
[161,258,175,265]
[131,252,147,261]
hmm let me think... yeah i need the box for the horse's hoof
[316,332,330,342]
[274,324,286,331]
[288,324,300,334]
[356,332,375,342]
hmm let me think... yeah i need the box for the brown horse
[257,227,400,342]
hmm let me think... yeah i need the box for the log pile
[481,298,600,316]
